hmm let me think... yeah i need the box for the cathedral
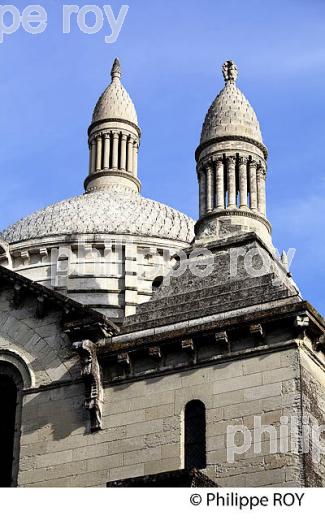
[0,58,324,487]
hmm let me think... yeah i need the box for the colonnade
[198,155,266,217]
[89,132,139,176]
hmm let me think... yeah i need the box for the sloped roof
[122,234,301,334]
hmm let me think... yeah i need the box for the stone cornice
[0,265,119,335]
[88,117,141,137]
[196,154,266,176]
[97,299,324,353]
[195,208,272,234]
[84,169,141,193]
[88,130,138,147]
[195,135,268,161]
[95,299,325,388]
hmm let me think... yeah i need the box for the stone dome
[2,187,194,244]
[200,61,263,145]
[92,58,138,126]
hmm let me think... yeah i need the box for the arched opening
[0,363,23,487]
[184,400,206,470]
[152,276,163,293]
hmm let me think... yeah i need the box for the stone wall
[300,348,325,486]
[1,282,322,487]
[18,348,302,487]
[0,289,78,386]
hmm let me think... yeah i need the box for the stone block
[103,389,175,416]
[206,434,225,451]
[213,373,262,394]
[106,409,146,428]
[19,460,88,485]
[206,407,224,425]
[108,436,145,455]
[72,443,109,462]
[242,353,282,375]
[144,457,177,475]
[126,419,163,438]
[243,409,283,429]
[208,360,244,381]
[213,389,245,408]
[262,366,297,385]
[145,404,174,421]
[145,429,180,448]
[217,473,247,486]
[161,443,180,459]
[245,468,286,486]
[34,449,73,469]
[123,446,161,466]
[86,453,122,473]
[244,382,282,401]
[174,383,214,413]
[109,463,144,482]
[280,349,298,367]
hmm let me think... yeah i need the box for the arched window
[0,363,24,487]
[152,276,163,293]
[184,399,206,470]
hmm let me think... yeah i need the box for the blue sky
[0,0,324,314]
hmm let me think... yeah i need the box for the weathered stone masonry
[0,59,324,488]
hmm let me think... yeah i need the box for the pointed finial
[111,57,121,81]
[222,60,238,85]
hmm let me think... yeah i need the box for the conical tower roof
[200,60,263,145]
[92,58,138,126]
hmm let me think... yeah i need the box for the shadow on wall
[0,295,89,443]
[21,380,88,442]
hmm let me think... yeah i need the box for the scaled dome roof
[92,58,138,126]
[200,61,263,145]
[2,187,194,244]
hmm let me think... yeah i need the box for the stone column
[206,163,214,212]
[226,156,236,209]
[239,156,248,208]
[249,160,258,210]
[127,137,133,173]
[257,165,266,215]
[96,135,102,171]
[90,140,96,174]
[88,142,93,175]
[120,134,127,170]
[199,168,206,217]
[215,157,225,209]
[133,141,138,177]
[103,134,111,169]
[112,132,119,169]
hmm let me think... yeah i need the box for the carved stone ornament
[182,338,194,351]
[222,60,238,84]
[148,346,162,358]
[226,155,236,166]
[117,352,131,365]
[215,331,229,351]
[315,334,325,353]
[239,156,249,166]
[249,323,265,339]
[295,315,310,329]
[73,340,103,432]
